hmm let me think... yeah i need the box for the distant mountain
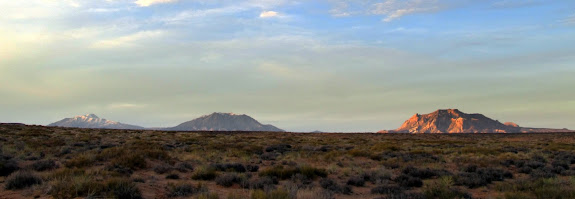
[167,112,284,132]
[504,122,520,128]
[48,114,144,130]
[379,109,572,133]
[378,109,519,133]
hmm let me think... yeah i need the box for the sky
[1,0,574,132]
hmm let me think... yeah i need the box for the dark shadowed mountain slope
[48,114,144,130]
[167,112,284,132]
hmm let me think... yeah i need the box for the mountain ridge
[48,112,284,132]
[379,109,572,133]
[167,112,284,132]
[48,114,144,130]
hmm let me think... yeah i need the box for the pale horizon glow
[0,0,574,132]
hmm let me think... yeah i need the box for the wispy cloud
[91,30,165,48]
[385,27,427,34]
[563,14,575,26]
[134,0,177,7]
[260,11,279,18]
[0,0,71,20]
[159,1,291,24]
[328,0,449,22]
[86,7,124,13]
[158,5,257,25]
[372,1,443,22]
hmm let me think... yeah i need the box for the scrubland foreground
[1,124,575,199]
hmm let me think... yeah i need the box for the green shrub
[154,164,173,174]
[531,178,575,199]
[395,174,423,188]
[363,169,392,184]
[215,173,243,187]
[166,173,180,179]
[348,149,371,157]
[423,177,471,199]
[259,165,326,180]
[49,175,105,199]
[371,185,403,195]
[250,189,289,199]
[197,192,220,199]
[319,178,353,195]
[241,177,276,190]
[65,153,96,168]
[46,168,85,180]
[402,166,451,179]
[503,192,534,199]
[267,189,290,199]
[111,154,147,170]
[346,176,365,187]
[0,158,19,176]
[167,183,207,198]
[454,167,513,188]
[211,163,246,173]
[298,165,328,179]
[4,170,42,190]
[106,178,142,199]
[259,166,296,180]
[32,159,58,171]
[192,167,218,180]
[251,190,266,199]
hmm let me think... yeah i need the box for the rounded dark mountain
[168,112,284,132]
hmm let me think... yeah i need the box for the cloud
[67,0,81,8]
[159,6,246,24]
[134,0,177,7]
[91,30,165,48]
[372,0,444,22]
[385,27,427,34]
[0,1,70,20]
[563,14,575,26]
[159,2,292,24]
[329,0,451,22]
[260,11,279,18]
[87,8,124,13]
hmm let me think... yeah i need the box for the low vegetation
[1,124,575,198]
[4,170,42,190]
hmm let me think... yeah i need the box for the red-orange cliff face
[384,109,520,133]
[504,122,520,128]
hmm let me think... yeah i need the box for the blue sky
[0,0,574,132]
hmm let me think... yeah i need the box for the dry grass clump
[4,170,42,190]
[47,169,142,199]
[167,182,208,198]
[192,166,218,180]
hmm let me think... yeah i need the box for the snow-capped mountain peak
[48,114,143,129]
[77,113,99,119]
